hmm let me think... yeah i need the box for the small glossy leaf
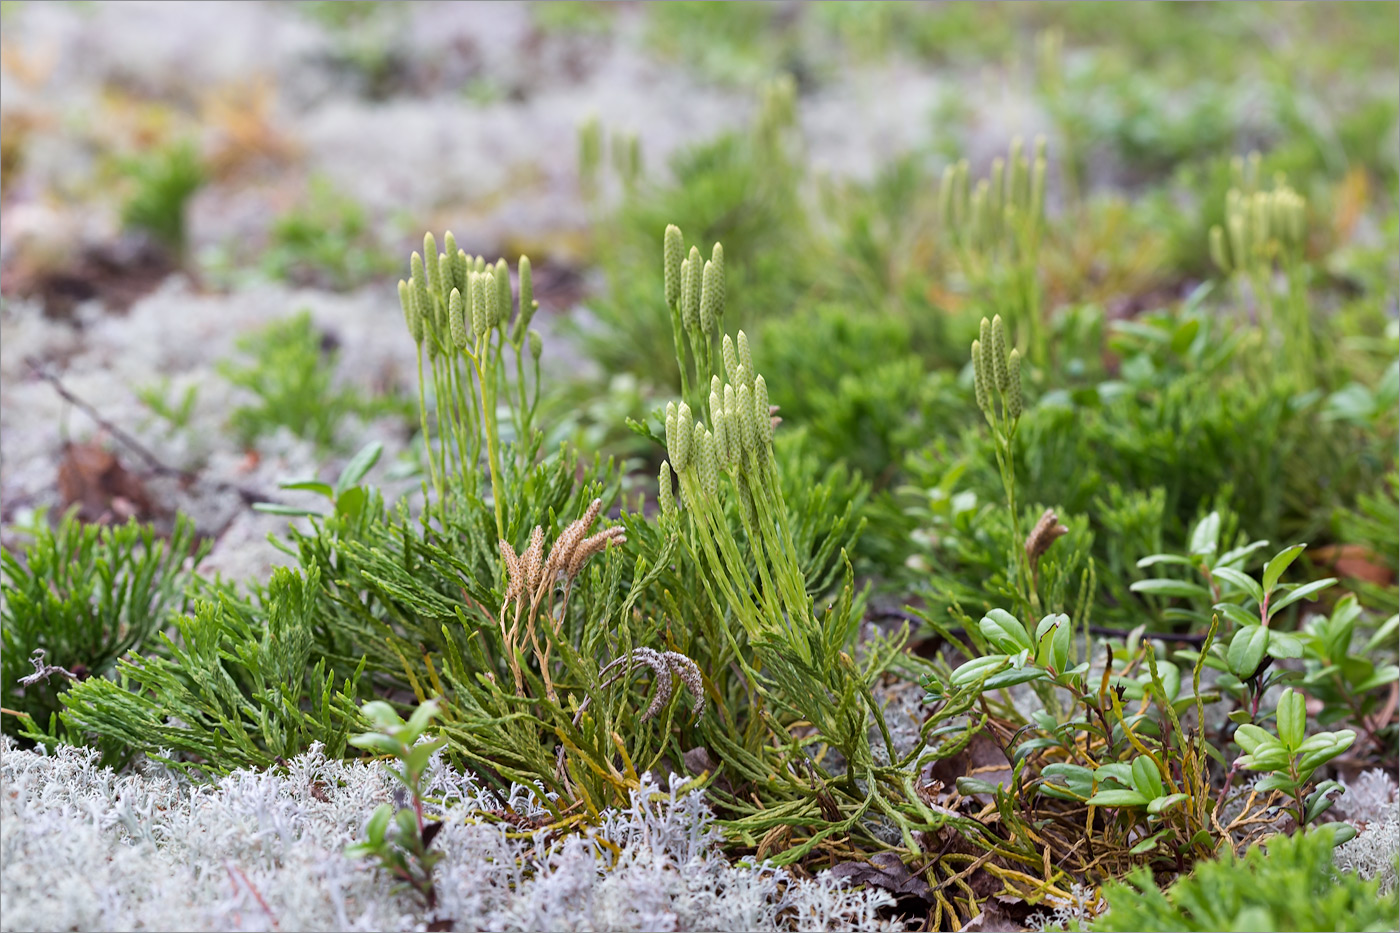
[279,480,335,497]
[1356,665,1400,692]
[336,440,383,493]
[365,803,392,845]
[1042,763,1095,799]
[1276,688,1305,750]
[1137,554,1195,569]
[983,666,1049,690]
[1239,745,1292,771]
[360,701,403,728]
[1254,772,1300,793]
[1131,578,1212,599]
[1095,763,1135,787]
[1130,829,1170,854]
[1171,318,1201,355]
[956,777,1003,796]
[1034,613,1071,671]
[1037,783,1086,802]
[1268,578,1337,618]
[949,655,1010,687]
[1263,668,1306,688]
[1364,615,1399,655]
[1014,737,1061,762]
[1233,723,1272,753]
[1267,631,1305,660]
[1227,625,1270,679]
[335,486,367,519]
[1211,567,1264,604]
[394,807,418,840]
[1147,793,1189,816]
[1189,512,1221,560]
[1218,539,1270,568]
[1305,781,1344,823]
[1088,789,1150,807]
[1297,730,1355,772]
[980,609,1033,654]
[405,698,442,737]
[1213,602,1260,630]
[1316,823,1358,846]
[1131,756,1165,800]
[404,739,444,782]
[348,732,402,756]
[1263,544,1307,594]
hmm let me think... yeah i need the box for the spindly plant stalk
[941,137,1048,367]
[970,315,1035,616]
[1208,156,1311,385]
[345,699,448,910]
[398,234,542,535]
[656,226,907,813]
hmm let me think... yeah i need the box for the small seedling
[345,698,447,909]
[254,440,382,521]
[218,311,402,451]
[135,378,199,434]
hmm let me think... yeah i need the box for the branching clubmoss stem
[472,334,506,542]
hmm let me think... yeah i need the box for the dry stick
[26,356,281,508]
[225,862,279,930]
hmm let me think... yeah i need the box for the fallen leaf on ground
[57,439,155,523]
[829,851,933,903]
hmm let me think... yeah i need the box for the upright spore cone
[658,461,677,517]
[700,260,720,333]
[721,334,739,384]
[448,288,467,349]
[494,259,512,327]
[679,257,697,331]
[685,245,703,331]
[709,243,725,325]
[753,375,771,445]
[664,225,684,310]
[972,339,988,413]
[1007,348,1022,420]
[990,315,1008,393]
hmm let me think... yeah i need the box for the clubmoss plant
[219,310,402,452]
[55,566,365,778]
[118,138,206,259]
[261,176,398,290]
[398,234,541,537]
[941,137,1049,364]
[971,314,1037,615]
[1,510,207,754]
[1208,155,1313,381]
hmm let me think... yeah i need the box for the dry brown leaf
[828,851,933,903]
[56,439,155,524]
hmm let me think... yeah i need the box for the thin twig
[226,862,279,929]
[27,356,279,507]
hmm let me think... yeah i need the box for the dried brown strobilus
[1026,508,1069,578]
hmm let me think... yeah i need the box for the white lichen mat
[0,738,906,932]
